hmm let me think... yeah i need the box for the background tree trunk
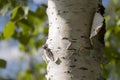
[43,0,105,80]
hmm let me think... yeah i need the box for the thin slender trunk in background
[43,0,106,80]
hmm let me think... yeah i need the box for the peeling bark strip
[90,2,106,47]
[44,0,106,80]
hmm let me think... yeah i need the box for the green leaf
[113,0,118,4]
[11,7,25,21]
[11,6,19,19]
[3,21,15,39]
[0,59,6,68]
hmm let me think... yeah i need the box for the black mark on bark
[50,39,52,41]
[57,27,59,29]
[78,67,88,70]
[55,58,61,65]
[81,36,86,38]
[64,71,71,73]
[74,58,77,62]
[69,65,76,68]
[61,57,66,59]
[72,38,77,40]
[62,37,68,40]
[84,24,87,26]
[57,47,61,49]
[66,21,70,24]
[63,11,69,13]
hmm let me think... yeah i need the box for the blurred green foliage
[0,0,47,48]
[0,0,48,80]
[103,0,120,80]
[0,59,6,68]
[17,61,46,80]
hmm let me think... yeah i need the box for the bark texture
[43,0,105,80]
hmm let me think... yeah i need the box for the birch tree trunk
[43,0,106,80]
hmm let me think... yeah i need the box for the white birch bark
[43,0,106,80]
